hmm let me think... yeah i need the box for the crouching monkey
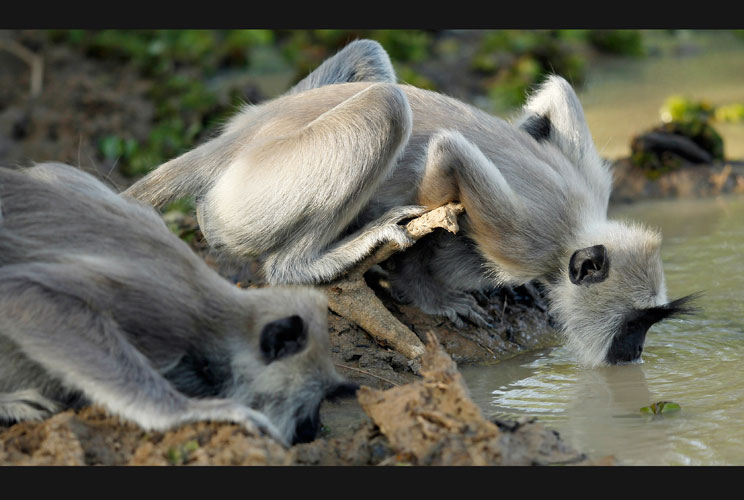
[0,163,356,445]
[124,40,697,368]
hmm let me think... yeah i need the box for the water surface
[462,195,744,465]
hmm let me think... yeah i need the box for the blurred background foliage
[37,29,743,178]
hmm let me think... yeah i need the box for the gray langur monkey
[0,162,357,446]
[124,39,696,368]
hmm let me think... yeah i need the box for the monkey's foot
[420,289,495,329]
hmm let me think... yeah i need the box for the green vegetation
[660,95,716,124]
[166,439,200,465]
[716,103,744,123]
[631,93,737,177]
[49,30,277,177]
[472,30,646,110]
[587,30,645,56]
[472,30,587,110]
[44,30,661,178]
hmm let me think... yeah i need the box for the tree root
[321,203,464,361]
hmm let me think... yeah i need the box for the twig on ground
[334,363,400,387]
[0,38,44,97]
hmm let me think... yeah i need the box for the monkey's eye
[568,244,610,285]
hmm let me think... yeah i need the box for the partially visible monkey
[124,39,696,368]
[0,162,357,445]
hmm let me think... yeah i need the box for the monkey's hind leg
[394,130,528,325]
[207,83,420,285]
[0,268,286,444]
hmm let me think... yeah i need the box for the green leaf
[659,402,681,414]
[640,401,681,416]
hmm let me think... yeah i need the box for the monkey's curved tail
[122,132,237,210]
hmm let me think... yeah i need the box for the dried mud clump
[357,333,587,466]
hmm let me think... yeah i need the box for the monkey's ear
[260,315,307,363]
[569,245,610,285]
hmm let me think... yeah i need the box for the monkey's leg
[386,230,496,328]
[0,274,286,444]
[393,130,526,326]
[205,83,419,285]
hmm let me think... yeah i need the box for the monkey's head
[509,75,697,367]
[234,287,358,445]
[544,220,697,367]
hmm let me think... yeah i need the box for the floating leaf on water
[640,401,681,416]
[659,402,681,414]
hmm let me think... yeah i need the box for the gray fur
[123,40,675,367]
[0,163,351,444]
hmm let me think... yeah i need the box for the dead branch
[322,203,464,360]
[0,38,43,97]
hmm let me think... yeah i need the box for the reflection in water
[462,196,744,465]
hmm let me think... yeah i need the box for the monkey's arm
[264,205,426,285]
[0,264,286,445]
[378,130,530,326]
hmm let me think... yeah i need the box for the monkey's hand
[374,205,429,249]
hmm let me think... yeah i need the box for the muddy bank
[0,336,600,466]
[611,158,744,203]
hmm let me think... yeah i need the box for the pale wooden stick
[0,38,44,97]
[322,203,464,360]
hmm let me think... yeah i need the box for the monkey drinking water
[0,162,357,445]
[125,39,696,367]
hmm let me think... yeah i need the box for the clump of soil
[0,406,289,466]
[629,120,724,179]
[356,333,585,465]
[610,158,744,203]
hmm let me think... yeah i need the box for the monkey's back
[0,164,234,355]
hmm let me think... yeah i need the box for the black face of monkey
[606,294,701,364]
[259,316,360,444]
[565,244,700,365]
[291,381,360,444]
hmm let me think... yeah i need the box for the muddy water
[462,195,744,465]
